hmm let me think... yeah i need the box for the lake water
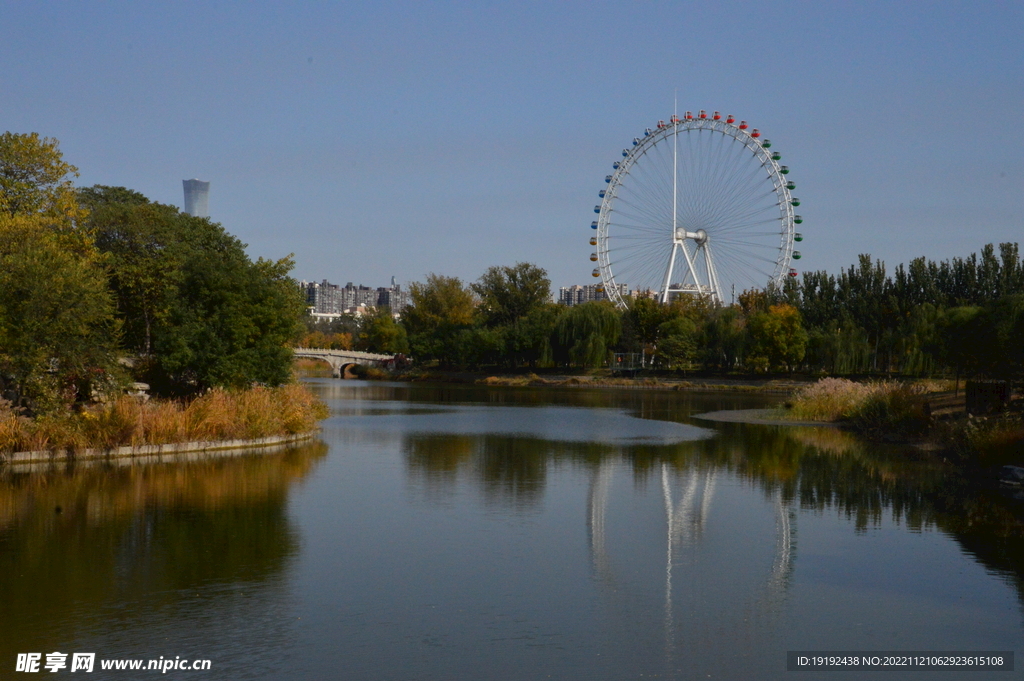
[1,379,1022,679]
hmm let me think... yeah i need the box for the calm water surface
[2,379,1022,679]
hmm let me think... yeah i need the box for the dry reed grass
[0,384,329,454]
[788,378,930,435]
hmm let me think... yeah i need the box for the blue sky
[2,1,1022,290]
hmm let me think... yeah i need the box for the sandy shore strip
[692,409,839,427]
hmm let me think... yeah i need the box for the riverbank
[371,368,813,394]
[774,378,1024,465]
[0,384,329,457]
[2,430,318,470]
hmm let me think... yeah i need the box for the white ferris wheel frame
[595,117,796,308]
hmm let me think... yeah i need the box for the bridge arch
[292,348,395,379]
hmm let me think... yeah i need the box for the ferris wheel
[590,111,803,308]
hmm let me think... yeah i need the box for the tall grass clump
[787,378,876,421]
[936,415,1024,465]
[788,378,930,437]
[0,385,329,454]
[847,382,929,437]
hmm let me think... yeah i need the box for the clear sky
[3,1,1022,291]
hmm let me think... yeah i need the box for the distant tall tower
[182,179,210,218]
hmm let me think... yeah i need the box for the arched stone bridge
[293,348,396,378]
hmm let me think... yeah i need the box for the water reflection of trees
[402,420,1024,600]
[327,381,1024,608]
[0,442,327,662]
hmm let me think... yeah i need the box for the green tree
[471,263,554,367]
[0,132,84,220]
[81,193,183,355]
[933,306,982,387]
[81,187,305,394]
[157,237,303,392]
[657,316,698,369]
[746,303,807,373]
[402,274,478,367]
[620,296,671,354]
[970,295,1024,379]
[358,307,410,354]
[0,214,121,412]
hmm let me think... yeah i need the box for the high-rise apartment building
[558,283,629,306]
[300,278,408,317]
[182,179,210,218]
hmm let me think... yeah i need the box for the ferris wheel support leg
[679,240,703,293]
[659,242,679,304]
[702,242,723,305]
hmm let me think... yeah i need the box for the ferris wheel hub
[674,228,708,245]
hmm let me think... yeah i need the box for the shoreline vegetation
[1,133,329,460]
[309,364,1023,465]
[0,384,328,456]
[781,377,1024,464]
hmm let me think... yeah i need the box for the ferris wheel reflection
[586,457,796,665]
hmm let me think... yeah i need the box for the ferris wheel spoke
[611,201,672,231]
[712,209,782,234]
[706,190,780,226]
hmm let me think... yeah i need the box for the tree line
[0,133,305,414]
[327,247,1024,381]
[4,130,1021,415]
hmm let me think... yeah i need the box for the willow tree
[551,302,621,368]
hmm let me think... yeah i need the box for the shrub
[848,383,929,437]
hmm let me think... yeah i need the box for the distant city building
[558,283,629,306]
[300,278,408,317]
[182,179,210,218]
